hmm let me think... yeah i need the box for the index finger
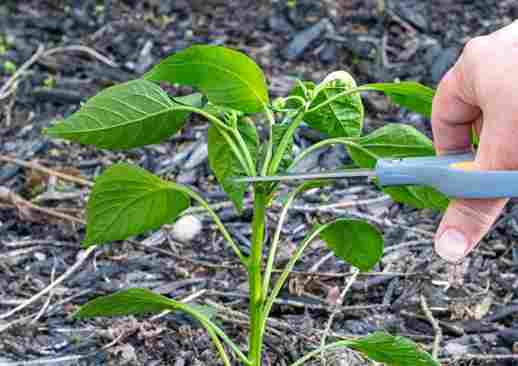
[431,60,481,155]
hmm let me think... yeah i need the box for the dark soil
[1,1,518,365]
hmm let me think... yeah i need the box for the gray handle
[376,153,518,198]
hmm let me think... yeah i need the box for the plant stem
[260,107,275,176]
[262,225,328,327]
[217,126,252,176]
[288,138,353,171]
[173,105,233,132]
[231,127,256,176]
[306,86,372,113]
[267,108,306,176]
[173,184,248,266]
[262,183,309,295]
[178,302,251,365]
[248,191,267,365]
[173,106,254,175]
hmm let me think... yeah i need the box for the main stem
[248,190,267,365]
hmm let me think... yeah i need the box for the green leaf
[346,123,448,210]
[74,288,179,318]
[349,332,439,366]
[363,82,435,118]
[145,45,269,113]
[291,72,364,137]
[84,163,190,246]
[45,79,202,150]
[208,119,258,212]
[319,219,383,272]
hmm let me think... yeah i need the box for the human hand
[432,21,518,263]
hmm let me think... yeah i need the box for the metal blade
[234,169,376,183]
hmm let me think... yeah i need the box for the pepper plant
[45,45,443,365]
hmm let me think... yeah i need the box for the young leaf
[145,45,269,113]
[347,123,435,167]
[319,219,383,272]
[291,72,364,138]
[208,119,258,211]
[84,163,190,246]
[45,79,202,149]
[363,82,435,118]
[349,332,440,366]
[346,123,449,210]
[74,288,179,318]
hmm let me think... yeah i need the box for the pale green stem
[261,225,329,329]
[172,105,233,132]
[218,126,252,177]
[231,127,256,176]
[248,191,267,366]
[282,95,307,107]
[306,86,372,114]
[288,138,353,171]
[262,183,309,296]
[267,108,306,176]
[173,105,251,175]
[201,320,232,366]
[174,185,248,266]
[202,320,251,365]
[296,79,309,99]
[177,302,251,365]
[260,107,276,176]
[289,340,355,366]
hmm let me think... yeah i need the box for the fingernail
[435,228,470,263]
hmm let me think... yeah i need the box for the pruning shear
[235,153,518,199]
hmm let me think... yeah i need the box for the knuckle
[449,201,496,229]
[462,36,488,58]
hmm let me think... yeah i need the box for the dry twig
[319,268,360,365]
[0,45,45,100]
[0,246,96,320]
[420,295,443,359]
[0,186,85,224]
[0,155,93,187]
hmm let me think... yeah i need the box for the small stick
[0,45,45,100]
[0,246,96,320]
[319,195,391,210]
[3,80,17,126]
[440,354,518,363]
[420,294,442,360]
[319,268,360,365]
[43,45,118,68]
[0,186,85,224]
[31,256,57,324]
[283,203,435,238]
[0,155,93,187]
[384,239,433,254]
[0,44,118,101]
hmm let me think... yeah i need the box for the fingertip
[435,227,470,263]
[435,199,507,263]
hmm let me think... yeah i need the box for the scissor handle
[376,153,518,198]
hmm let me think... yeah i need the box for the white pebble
[34,252,47,261]
[171,215,202,242]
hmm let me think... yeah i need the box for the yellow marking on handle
[450,161,478,171]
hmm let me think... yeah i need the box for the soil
[1,1,518,365]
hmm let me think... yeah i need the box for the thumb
[435,128,509,263]
[434,198,506,263]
